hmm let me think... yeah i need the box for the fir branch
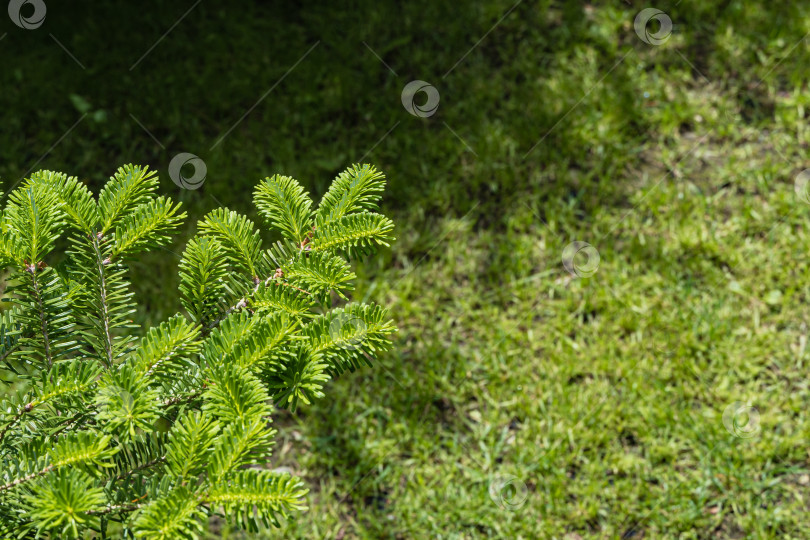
[0,465,54,494]
[0,401,32,445]
[87,502,145,516]
[0,162,397,537]
[162,390,204,408]
[28,268,53,368]
[315,163,386,228]
[254,174,314,244]
[199,208,262,278]
[97,165,159,234]
[50,412,89,439]
[311,211,395,259]
[91,234,115,367]
[111,456,167,483]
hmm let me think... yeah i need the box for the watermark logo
[722,401,760,439]
[562,241,600,278]
[488,475,528,511]
[168,152,207,190]
[794,169,810,204]
[634,8,672,46]
[401,80,440,117]
[96,385,135,417]
[328,312,368,350]
[8,0,46,29]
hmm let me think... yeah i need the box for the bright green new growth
[0,164,396,538]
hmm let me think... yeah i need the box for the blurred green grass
[3,0,810,537]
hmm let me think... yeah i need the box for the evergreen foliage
[0,164,396,538]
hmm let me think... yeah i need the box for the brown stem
[162,390,203,408]
[0,465,52,493]
[51,412,88,439]
[0,342,20,367]
[110,456,166,483]
[29,269,53,368]
[91,235,115,367]
[0,403,32,445]
[87,502,145,516]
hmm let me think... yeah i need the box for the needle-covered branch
[0,163,396,538]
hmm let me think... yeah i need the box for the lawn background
[2,0,810,537]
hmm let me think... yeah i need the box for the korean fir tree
[0,163,396,538]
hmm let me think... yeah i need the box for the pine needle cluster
[0,163,396,538]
